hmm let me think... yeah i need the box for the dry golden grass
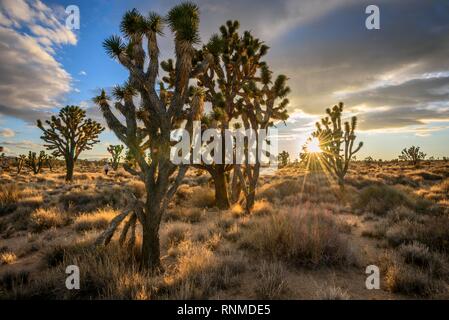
[0,252,17,265]
[30,207,68,232]
[73,208,118,232]
[239,204,357,267]
[255,261,288,299]
[0,184,20,215]
[316,285,350,300]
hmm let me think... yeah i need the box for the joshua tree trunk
[337,176,345,191]
[141,200,162,270]
[212,166,230,209]
[230,168,241,204]
[65,157,74,181]
[245,163,260,213]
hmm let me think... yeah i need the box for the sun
[306,137,322,153]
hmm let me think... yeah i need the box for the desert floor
[1,161,448,299]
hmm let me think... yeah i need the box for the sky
[0,0,448,160]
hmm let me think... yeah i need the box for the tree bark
[65,157,74,181]
[245,164,260,213]
[139,189,163,271]
[141,213,161,272]
[230,168,241,204]
[213,166,230,209]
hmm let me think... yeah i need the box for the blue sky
[0,0,448,160]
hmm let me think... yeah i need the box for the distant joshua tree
[46,155,57,171]
[311,102,363,188]
[277,151,290,168]
[37,105,104,181]
[399,146,426,166]
[107,144,124,170]
[25,151,46,174]
[364,156,374,163]
[15,155,26,174]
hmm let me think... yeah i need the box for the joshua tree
[37,105,104,181]
[277,151,290,168]
[192,21,289,210]
[107,144,124,170]
[46,155,57,171]
[234,66,290,212]
[25,151,46,174]
[399,146,426,166]
[187,21,273,209]
[364,156,374,163]
[93,4,213,271]
[124,148,137,169]
[0,148,6,173]
[15,155,26,174]
[311,102,363,188]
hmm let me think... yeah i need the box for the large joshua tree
[93,4,213,271]
[311,102,363,188]
[195,21,264,209]
[37,105,104,181]
[192,21,283,209]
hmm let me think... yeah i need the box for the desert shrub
[174,184,192,203]
[0,270,29,294]
[427,178,449,201]
[30,207,68,232]
[437,178,449,194]
[239,206,357,267]
[386,205,420,223]
[251,200,274,216]
[164,222,191,247]
[163,240,246,299]
[354,184,429,215]
[188,186,215,208]
[385,263,435,296]
[256,179,300,202]
[0,205,35,233]
[412,171,443,181]
[361,221,388,239]
[59,187,124,212]
[215,214,235,233]
[255,261,288,299]
[165,207,204,223]
[10,243,147,299]
[73,208,117,232]
[316,285,350,300]
[0,183,19,215]
[386,216,449,253]
[398,242,448,277]
[126,181,145,198]
[230,203,244,217]
[0,251,17,265]
[43,241,92,267]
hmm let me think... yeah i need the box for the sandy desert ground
[1,160,449,299]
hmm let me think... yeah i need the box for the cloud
[0,0,77,123]
[0,139,42,150]
[0,128,15,137]
[79,70,87,76]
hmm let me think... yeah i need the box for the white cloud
[0,128,15,137]
[79,70,87,76]
[0,0,77,121]
[0,139,42,150]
